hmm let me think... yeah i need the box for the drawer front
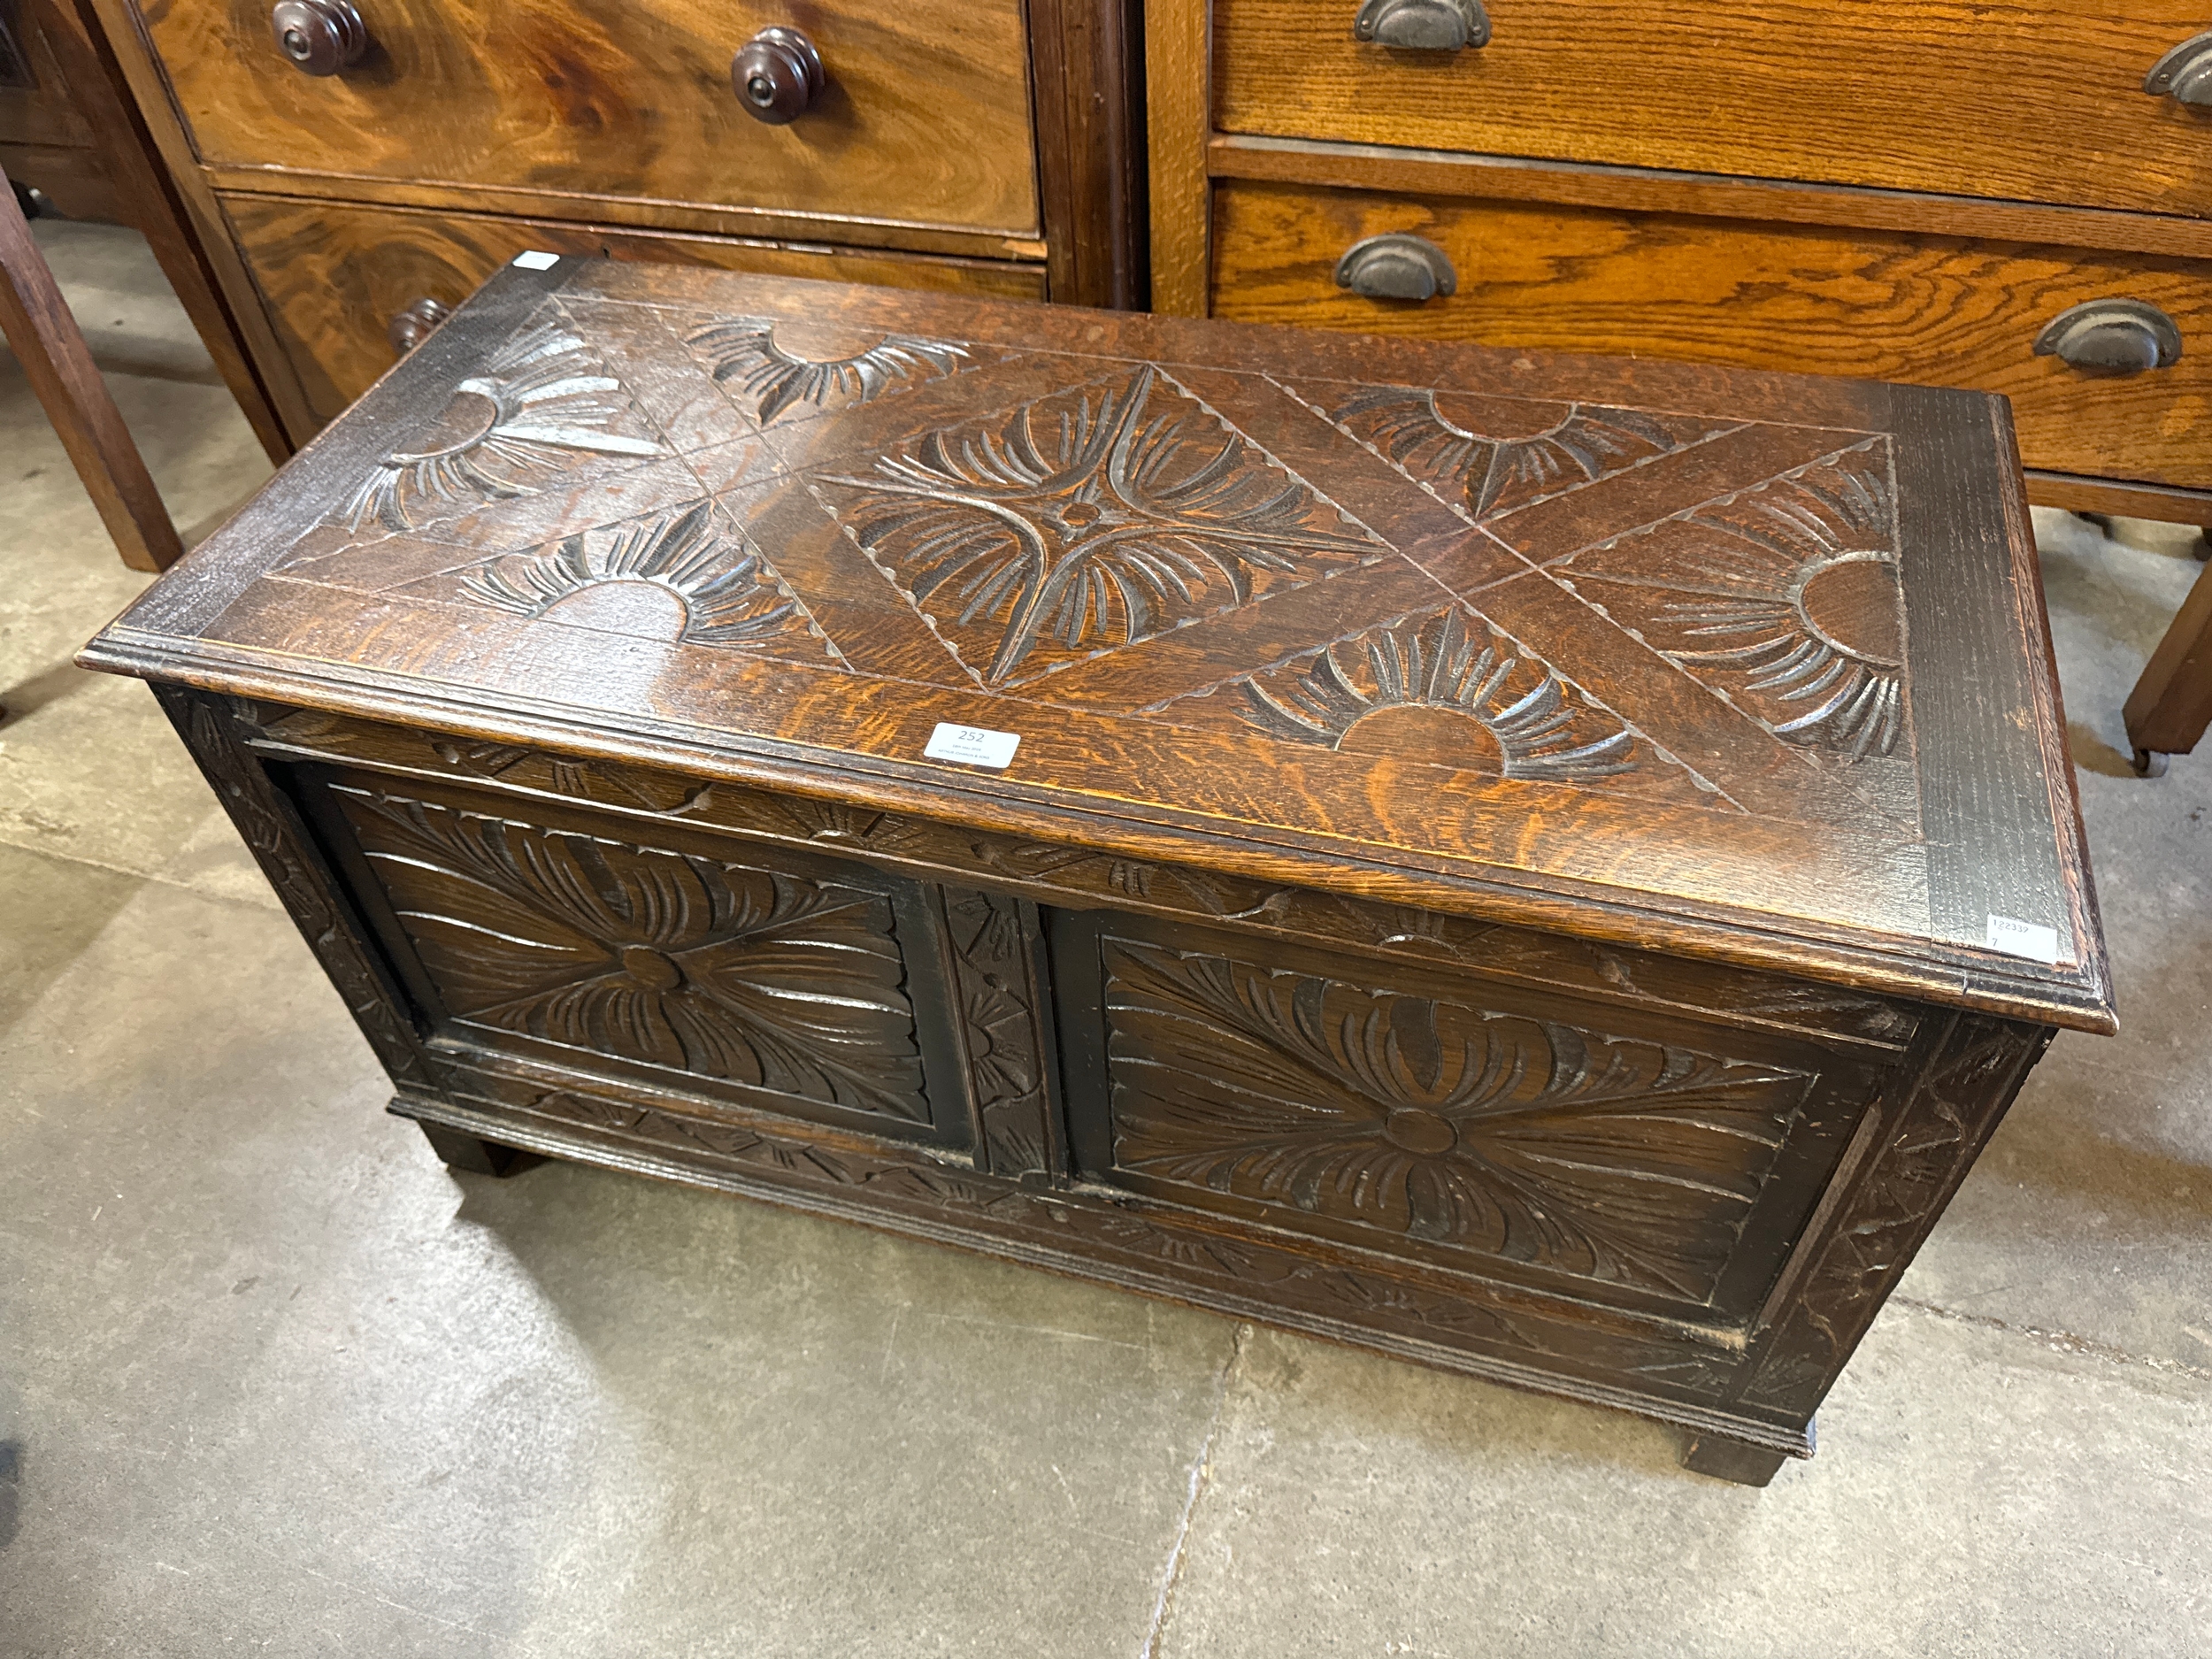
[222,195,1047,424]
[1213,181,2212,493]
[304,768,977,1148]
[146,0,1036,234]
[1051,909,1885,1330]
[1217,0,2212,218]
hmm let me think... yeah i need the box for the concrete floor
[4,220,2209,1656]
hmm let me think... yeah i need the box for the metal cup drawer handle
[2033,301,2183,374]
[1353,0,1491,51]
[2145,34,2212,108]
[1336,234,1458,303]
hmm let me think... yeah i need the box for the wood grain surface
[223,195,1047,424]
[1213,0,2212,219]
[81,257,2112,1030]
[0,156,178,569]
[1210,180,2212,491]
[159,680,2064,1475]
[1210,133,2212,265]
[2124,557,2212,756]
[0,0,118,219]
[145,0,1038,235]
[88,272,2108,1473]
[1145,0,1210,316]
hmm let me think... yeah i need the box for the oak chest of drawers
[1151,0,2212,526]
[80,0,1139,446]
[82,257,2112,1484]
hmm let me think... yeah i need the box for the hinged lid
[81,256,2113,1033]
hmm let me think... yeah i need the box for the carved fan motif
[685,316,971,423]
[335,789,928,1119]
[458,500,835,657]
[1567,442,1908,760]
[822,365,1384,684]
[1325,388,1730,520]
[1235,605,1638,784]
[1103,940,1812,1301]
[342,324,660,532]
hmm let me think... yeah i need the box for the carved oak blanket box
[81,257,2115,1486]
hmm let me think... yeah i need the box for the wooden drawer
[1211,180,2212,493]
[144,0,1036,236]
[222,195,1046,424]
[1214,0,2212,219]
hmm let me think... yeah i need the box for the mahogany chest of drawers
[82,257,2113,1484]
[1153,0,2212,528]
[76,0,1139,444]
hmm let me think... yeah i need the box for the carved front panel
[1061,916,1879,1322]
[322,780,956,1140]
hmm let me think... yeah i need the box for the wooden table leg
[2123,554,2212,777]
[0,156,180,572]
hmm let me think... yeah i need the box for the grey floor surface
[3,221,2209,1656]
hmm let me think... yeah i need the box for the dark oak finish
[83,262,2110,1482]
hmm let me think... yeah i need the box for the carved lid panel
[83,257,2111,1033]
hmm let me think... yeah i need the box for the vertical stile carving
[937,887,1057,1177]
[156,687,443,1092]
[1729,1013,2049,1417]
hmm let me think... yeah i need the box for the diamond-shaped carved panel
[809,364,1389,686]
[1299,382,1740,523]
[338,318,664,535]
[1146,603,1727,810]
[679,313,977,427]
[1552,441,1909,764]
[445,498,843,664]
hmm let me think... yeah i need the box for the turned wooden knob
[2032,299,2182,373]
[731,27,825,125]
[270,0,367,76]
[1335,234,1457,302]
[388,296,450,355]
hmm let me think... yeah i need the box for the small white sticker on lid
[1985,913,2062,964]
[511,250,562,270]
[924,722,1020,770]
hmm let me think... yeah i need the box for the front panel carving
[327,784,934,1126]
[1096,936,1816,1305]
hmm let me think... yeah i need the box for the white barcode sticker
[1985,913,2062,964]
[924,722,1021,770]
[511,250,562,270]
